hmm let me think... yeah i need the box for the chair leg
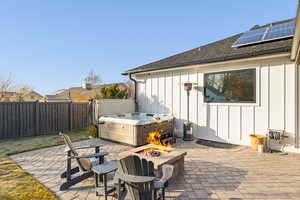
[117,179,121,200]
[95,173,99,196]
[60,167,80,178]
[60,171,94,191]
[116,179,127,200]
[103,174,108,200]
[153,188,157,200]
[66,151,72,181]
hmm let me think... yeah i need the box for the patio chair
[116,155,174,200]
[59,133,108,190]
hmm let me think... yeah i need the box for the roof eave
[122,71,130,76]
[123,47,291,75]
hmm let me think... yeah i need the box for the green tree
[99,83,128,99]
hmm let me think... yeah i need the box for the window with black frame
[204,69,256,103]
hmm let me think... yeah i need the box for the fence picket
[0,102,89,139]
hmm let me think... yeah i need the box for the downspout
[129,73,138,112]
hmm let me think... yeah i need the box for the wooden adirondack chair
[60,133,108,190]
[117,155,174,200]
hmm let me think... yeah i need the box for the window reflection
[204,69,256,103]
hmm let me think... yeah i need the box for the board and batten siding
[135,56,296,147]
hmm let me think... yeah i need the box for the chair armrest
[117,171,156,183]
[154,164,174,189]
[64,145,102,152]
[71,152,108,159]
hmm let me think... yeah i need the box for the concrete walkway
[11,139,300,200]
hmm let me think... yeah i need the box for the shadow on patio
[166,160,247,199]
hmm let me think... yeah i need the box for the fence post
[97,100,100,119]
[35,101,40,135]
[94,100,100,123]
[69,102,73,131]
[89,100,94,125]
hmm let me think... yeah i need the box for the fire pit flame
[138,131,172,158]
[142,120,172,158]
[147,131,171,147]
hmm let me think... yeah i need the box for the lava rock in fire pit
[148,150,160,157]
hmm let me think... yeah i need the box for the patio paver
[11,139,300,200]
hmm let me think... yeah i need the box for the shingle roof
[54,83,129,99]
[123,19,294,75]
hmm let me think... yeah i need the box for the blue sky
[0,0,298,95]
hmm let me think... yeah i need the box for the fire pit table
[118,144,187,179]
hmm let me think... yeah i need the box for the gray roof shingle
[123,19,294,75]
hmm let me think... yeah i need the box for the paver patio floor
[11,139,300,200]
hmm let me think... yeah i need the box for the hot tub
[98,113,174,146]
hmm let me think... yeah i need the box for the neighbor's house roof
[21,90,43,99]
[0,92,18,101]
[51,82,130,102]
[45,95,71,102]
[0,90,43,102]
[123,19,294,75]
[45,95,68,99]
[0,91,17,96]
[56,83,128,99]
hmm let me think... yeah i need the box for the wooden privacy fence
[0,102,90,139]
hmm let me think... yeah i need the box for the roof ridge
[250,18,295,30]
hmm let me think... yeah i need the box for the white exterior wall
[135,56,297,150]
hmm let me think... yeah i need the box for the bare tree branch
[0,73,15,93]
[84,70,102,87]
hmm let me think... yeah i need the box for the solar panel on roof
[264,21,295,41]
[232,27,267,47]
[232,20,295,47]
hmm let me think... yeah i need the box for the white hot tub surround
[98,113,174,146]
[99,113,173,125]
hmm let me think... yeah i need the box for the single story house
[0,90,43,102]
[123,5,300,153]
[51,83,132,102]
